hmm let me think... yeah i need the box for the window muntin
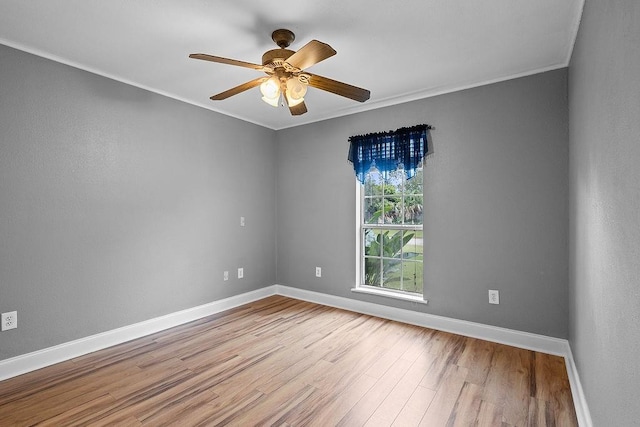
[360,167,423,294]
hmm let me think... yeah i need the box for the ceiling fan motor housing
[262,49,295,68]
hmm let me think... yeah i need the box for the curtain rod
[349,124,433,141]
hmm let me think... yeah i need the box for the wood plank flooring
[0,295,577,426]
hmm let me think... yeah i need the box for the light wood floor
[0,295,577,426]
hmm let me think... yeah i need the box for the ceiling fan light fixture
[260,76,280,98]
[285,77,307,107]
[261,94,280,107]
[287,77,307,98]
[260,76,281,107]
[285,94,304,107]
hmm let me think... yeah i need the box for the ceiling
[0,0,584,130]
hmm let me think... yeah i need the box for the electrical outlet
[240,216,245,227]
[1,311,17,331]
[489,290,500,305]
[223,271,229,281]
[238,267,244,279]
[315,267,322,277]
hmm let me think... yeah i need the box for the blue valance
[348,124,431,184]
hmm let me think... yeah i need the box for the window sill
[351,287,428,305]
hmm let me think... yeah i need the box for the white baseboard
[275,285,567,355]
[0,283,591,426]
[0,286,277,382]
[563,343,593,427]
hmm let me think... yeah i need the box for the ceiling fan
[189,29,370,116]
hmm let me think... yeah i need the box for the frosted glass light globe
[285,77,307,106]
[260,76,281,106]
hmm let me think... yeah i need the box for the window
[348,124,430,297]
[359,165,423,294]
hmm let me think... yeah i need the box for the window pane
[363,229,381,256]
[382,259,402,290]
[404,195,423,225]
[364,171,383,196]
[402,261,423,293]
[364,257,381,287]
[385,169,405,190]
[402,230,423,260]
[380,230,403,259]
[405,168,423,195]
[364,197,383,224]
[383,171,402,225]
[383,195,402,224]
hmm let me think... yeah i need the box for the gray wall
[0,44,277,361]
[0,41,572,364]
[277,69,569,338]
[568,0,640,425]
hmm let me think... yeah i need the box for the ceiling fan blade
[307,74,370,102]
[288,100,308,116]
[189,53,266,71]
[210,77,266,100]
[285,40,336,71]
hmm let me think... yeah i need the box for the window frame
[355,168,424,297]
